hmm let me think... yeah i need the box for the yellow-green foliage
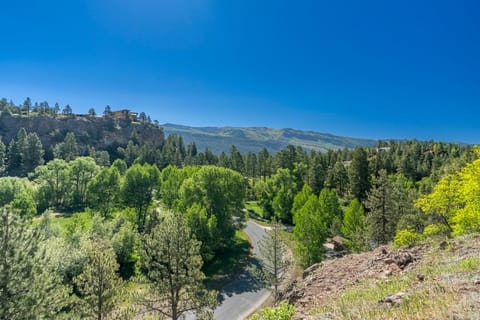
[394,229,423,248]
[416,147,480,236]
[250,302,295,320]
[422,224,449,237]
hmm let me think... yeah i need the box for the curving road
[212,220,271,320]
[186,220,271,320]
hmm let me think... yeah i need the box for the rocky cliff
[0,113,164,154]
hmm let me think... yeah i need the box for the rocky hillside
[0,113,164,154]
[281,236,480,319]
[162,123,376,155]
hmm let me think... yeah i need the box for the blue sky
[1,0,479,143]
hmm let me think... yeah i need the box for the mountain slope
[162,123,376,154]
[282,235,480,319]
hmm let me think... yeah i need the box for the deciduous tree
[294,195,327,266]
[341,199,369,252]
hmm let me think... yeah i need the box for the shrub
[250,302,295,320]
[423,224,450,237]
[394,229,423,248]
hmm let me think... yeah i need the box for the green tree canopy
[293,195,327,267]
[341,198,369,252]
[0,177,36,217]
[87,166,121,217]
[180,165,246,251]
[121,163,160,231]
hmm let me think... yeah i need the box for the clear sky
[1,0,479,143]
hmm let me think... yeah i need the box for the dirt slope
[281,236,480,319]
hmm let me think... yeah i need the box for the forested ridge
[1,97,479,319]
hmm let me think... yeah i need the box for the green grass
[245,201,264,217]
[203,230,252,290]
[51,211,91,229]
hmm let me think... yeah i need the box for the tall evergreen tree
[258,148,271,180]
[7,128,27,175]
[306,152,326,194]
[230,145,245,174]
[366,169,396,245]
[54,132,79,161]
[74,240,122,320]
[23,97,31,115]
[349,147,370,201]
[22,132,44,174]
[0,207,70,319]
[0,140,6,175]
[258,218,289,300]
[246,152,258,180]
[139,212,217,320]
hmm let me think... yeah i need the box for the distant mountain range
[161,123,377,155]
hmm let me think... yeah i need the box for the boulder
[380,292,408,306]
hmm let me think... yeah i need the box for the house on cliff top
[104,109,138,121]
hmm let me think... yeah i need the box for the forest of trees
[1,98,479,318]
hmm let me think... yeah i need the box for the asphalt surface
[213,220,270,320]
[187,220,271,320]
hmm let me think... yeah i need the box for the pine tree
[0,207,70,319]
[349,147,370,201]
[230,145,245,174]
[366,169,396,245]
[54,132,79,161]
[0,140,6,175]
[74,240,122,320]
[22,132,44,174]
[258,218,289,300]
[23,97,31,115]
[306,152,325,194]
[7,128,28,175]
[139,212,217,320]
[258,148,271,180]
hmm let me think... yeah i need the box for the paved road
[212,220,270,320]
[187,220,270,320]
